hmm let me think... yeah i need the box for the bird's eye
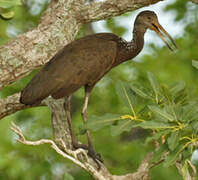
[148,17,151,20]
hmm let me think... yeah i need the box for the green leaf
[192,60,198,69]
[63,172,74,180]
[181,160,190,179]
[167,131,180,151]
[161,85,173,104]
[192,122,198,133]
[146,130,171,144]
[115,81,136,115]
[147,72,161,102]
[170,81,186,95]
[164,145,182,167]
[0,0,22,8]
[133,121,170,129]
[148,105,174,122]
[151,144,167,163]
[182,102,198,123]
[110,120,134,136]
[1,10,14,18]
[130,84,152,100]
[85,114,121,131]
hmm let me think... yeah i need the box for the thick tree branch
[76,0,164,23]
[0,93,46,119]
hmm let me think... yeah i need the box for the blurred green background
[0,0,198,179]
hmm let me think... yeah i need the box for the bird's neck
[131,24,146,54]
[115,25,147,66]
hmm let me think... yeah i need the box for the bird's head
[135,10,177,51]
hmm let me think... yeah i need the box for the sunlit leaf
[1,10,14,18]
[130,83,152,100]
[110,120,134,136]
[148,105,174,122]
[181,102,198,123]
[167,131,180,151]
[133,121,170,129]
[164,145,182,167]
[115,81,136,115]
[151,144,167,163]
[146,130,171,144]
[0,0,22,8]
[147,72,161,103]
[170,81,185,95]
[192,121,198,133]
[192,60,198,69]
[63,172,74,180]
[181,160,191,179]
[85,114,121,131]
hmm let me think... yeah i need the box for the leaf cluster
[85,71,198,167]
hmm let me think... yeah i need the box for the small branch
[149,151,168,169]
[187,160,197,180]
[149,158,164,169]
[10,122,87,170]
[190,0,198,4]
[111,153,153,180]
[175,160,197,180]
[10,121,156,180]
[10,122,109,180]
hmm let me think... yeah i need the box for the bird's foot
[73,142,103,169]
[87,145,103,169]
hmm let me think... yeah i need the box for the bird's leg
[81,88,103,165]
[64,96,88,150]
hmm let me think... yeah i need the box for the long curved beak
[151,23,177,51]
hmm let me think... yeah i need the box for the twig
[10,122,87,169]
[187,160,197,180]
[10,122,109,180]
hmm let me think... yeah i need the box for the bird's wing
[20,35,117,105]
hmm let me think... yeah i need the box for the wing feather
[20,34,117,105]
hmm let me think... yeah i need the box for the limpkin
[20,11,177,165]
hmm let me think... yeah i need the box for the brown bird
[20,11,177,164]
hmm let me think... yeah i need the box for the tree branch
[76,0,164,23]
[0,93,45,119]
[10,121,153,180]
[190,0,198,4]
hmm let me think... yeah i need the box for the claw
[73,142,103,169]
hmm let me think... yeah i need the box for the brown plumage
[20,10,177,165]
[20,11,177,105]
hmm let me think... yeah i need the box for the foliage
[0,0,22,19]
[85,71,198,169]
